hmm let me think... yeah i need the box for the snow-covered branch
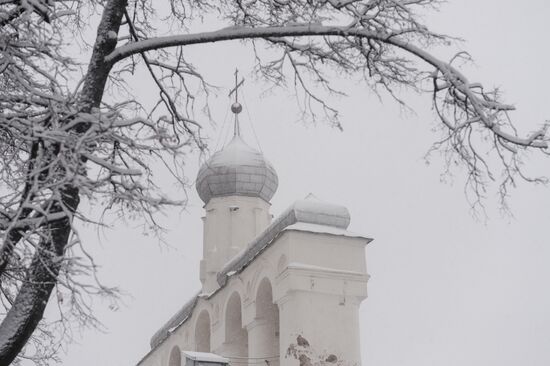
[107,24,549,151]
[1,0,549,363]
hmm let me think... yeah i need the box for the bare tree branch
[1,0,548,363]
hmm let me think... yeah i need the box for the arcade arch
[250,278,280,366]
[224,292,248,359]
[195,310,211,352]
[168,345,181,366]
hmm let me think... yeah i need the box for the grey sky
[55,1,550,365]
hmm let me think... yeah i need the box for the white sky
[52,1,550,365]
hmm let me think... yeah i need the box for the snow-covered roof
[149,293,200,349]
[196,135,278,204]
[182,351,229,364]
[147,194,372,352]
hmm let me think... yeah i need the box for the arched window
[253,278,280,366]
[195,310,211,352]
[168,345,181,366]
[224,292,248,358]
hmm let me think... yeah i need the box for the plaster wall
[285,231,367,273]
[138,228,369,366]
[278,290,363,366]
[201,196,272,292]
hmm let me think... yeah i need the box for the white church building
[137,93,373,366]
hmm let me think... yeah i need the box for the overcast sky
[52,1,550,365]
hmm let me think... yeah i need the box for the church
[136,84,373,366]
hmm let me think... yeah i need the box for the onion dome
[196,135,278,204]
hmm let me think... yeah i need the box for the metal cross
[228,69,245,103]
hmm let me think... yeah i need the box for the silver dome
[196,135,278,204]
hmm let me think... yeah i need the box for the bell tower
[195,71,278,293]
[139,71,372,366]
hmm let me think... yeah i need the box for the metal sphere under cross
[228,69,245,136]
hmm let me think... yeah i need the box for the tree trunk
[0,188,78,364]
[0,0,127,363]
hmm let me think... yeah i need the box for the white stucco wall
[138,224,370,366]
[201,196,272,292]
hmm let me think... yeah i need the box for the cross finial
[228,69,245,136]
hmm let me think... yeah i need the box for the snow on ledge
[182,351,229,364]
[286,262,368,277]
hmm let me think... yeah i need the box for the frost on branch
[0,1,197,363]
[103,0,549,212]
